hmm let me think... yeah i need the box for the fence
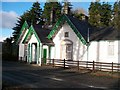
[43,59,120,72]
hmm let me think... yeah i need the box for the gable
[16,21,29,45]
[47,14,89,46]
[19,29,29,44]
[22,25,41,44]
[33,24,54,45]
[28,33,39,44]
[53,23,84,45]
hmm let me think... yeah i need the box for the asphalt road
[2,60,120,89]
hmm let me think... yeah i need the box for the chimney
[64,2,69,14]
[63,1,71,15]
[80,13,88,21]
[50,7,55,24]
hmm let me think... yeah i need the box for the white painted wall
[52,23,119,63]
[28,34,39,63]
[118,40,120,63]
[85,41,118,63]
[27,34,46,65]
[98,41,118,63]
[53,23,87,61]
[50,46,55,59]
[28,34,38,44]
[18,29,28,61]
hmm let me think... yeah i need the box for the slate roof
[28,15,119,46]
[66,15,94,42]
[33,24,54,45]
[66,14,120,41]
[90,27,120,41]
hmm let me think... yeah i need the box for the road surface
[2,60,120,89]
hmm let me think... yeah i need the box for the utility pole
[87,28,90,68]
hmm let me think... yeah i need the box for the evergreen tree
[12,16,26,39]
[28,1,43,24]
[42,1,62,25]
[89,1,101,27]
[12,2,43,40]
[2,37,13,60]
[100,2,112,27]
[89,1,112,27]
[113,1,120,30]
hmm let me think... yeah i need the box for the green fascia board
[47,15,65,39]
[16,21,29,44]
[22,25,41,44]
[47,14,87,46]
[64,15,87,45]
[22,26,32,44]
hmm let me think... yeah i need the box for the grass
[91,71,120,78]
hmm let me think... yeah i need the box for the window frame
[108,41,114,56]
[60,39,73,60]
[64,32,69,37]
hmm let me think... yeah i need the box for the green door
[43,49,47,64]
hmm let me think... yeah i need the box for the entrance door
[32,43,37,63]
[61,40,73,60]
[24,44,27,62]
[43,49,47,64]
[66,45,72,60]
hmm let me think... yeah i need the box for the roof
[47,14,120,46]
[67,15,120,41]
[90,27,120,41]
[66,15,93,42]
[16,21,28,44]
[22,15,120,46]
[47,14,93,46]
[33,24,54,45]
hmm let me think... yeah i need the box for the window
[64,32,69,37]
[108,41,114,56]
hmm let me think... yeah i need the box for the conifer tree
[12,2,43,40]
[89,1,112,27]
[89,1,101,27]
[28,1,43,24]
[100,2,112,27]
[42,0,62,25]
[113,1,120,30]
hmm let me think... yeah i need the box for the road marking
[50,77,63,81]
[80,83,108,89]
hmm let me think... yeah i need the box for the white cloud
[0,11,19,29]
[0,36,7,42]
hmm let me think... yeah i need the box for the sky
[0,0,116,42]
